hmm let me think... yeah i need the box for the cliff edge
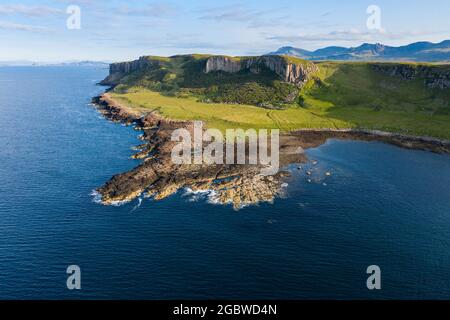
[204,55,319,87]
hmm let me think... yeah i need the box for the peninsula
[93,53,450,208]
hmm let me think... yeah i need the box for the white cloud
[0,20,50,32]
[198,4,289,28]
[115,3,177,17]
[0,4,63,16]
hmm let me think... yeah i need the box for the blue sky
[1,0,449,62]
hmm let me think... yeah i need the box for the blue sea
[0,66,450,299]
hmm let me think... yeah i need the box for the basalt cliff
[100,56,162,86]
[101,54,319,88]
[204,55,319,87]
[100,54,450,97]
[371,63,450,89]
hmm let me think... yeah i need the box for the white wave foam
[109,199,132,206]
[90,190,103,204]
[183,187,221,204]
[206,190,220,205]
[90,189,131,206]
[131,197,143,212]
[183,187,211,195]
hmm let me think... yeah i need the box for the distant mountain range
[50,61,110,67]
[269,40,450,62]
[0,60,109,67]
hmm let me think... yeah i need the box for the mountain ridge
[269,40,450,62]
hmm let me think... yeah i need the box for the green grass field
[109,59,450,139]
[110,89,350,133]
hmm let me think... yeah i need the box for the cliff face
[372,64,450,89]
[101,54,319,87]
[108,56,158,74]
[205,55,319,87]
[101,54,449,91]
[204,56,242,73]
[100,56,162,85]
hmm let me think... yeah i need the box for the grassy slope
[114,55,303,107]
[301,62,450,138]
[110,89,344,133]
[110,58,450,139]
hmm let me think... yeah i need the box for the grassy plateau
[107,55,450,139]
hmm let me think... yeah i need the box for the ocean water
[1,66,450,300]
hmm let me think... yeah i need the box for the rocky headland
[93,93,304,209]
[92,93,450,209]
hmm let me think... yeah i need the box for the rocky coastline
[92,93,450,209]
[93,93,303,209]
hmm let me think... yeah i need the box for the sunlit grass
[109,61,450,139]
[110,89,345,132]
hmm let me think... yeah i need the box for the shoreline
[91,92,450,208]
[93,92,450,154]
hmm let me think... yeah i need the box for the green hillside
[298,62,450,137]
[106,55,450,139]
[109,54,304,108]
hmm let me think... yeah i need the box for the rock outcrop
[204,56,242,74]
[93,93,305,209]
[100,54,449,91]
[101,54,319,88]
[100,56,164,86]
[205,55,319,87]
[371,63,450,89]
[92,94,450,209]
